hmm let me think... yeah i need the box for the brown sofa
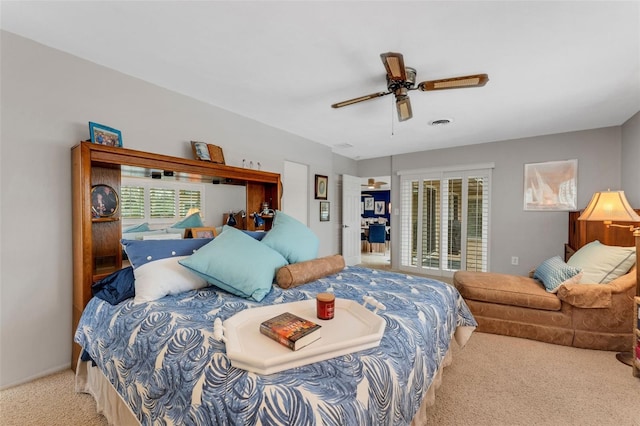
[453,265,636,351]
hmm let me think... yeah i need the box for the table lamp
[578,190,640,367]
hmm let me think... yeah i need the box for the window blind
[399,166,491,274]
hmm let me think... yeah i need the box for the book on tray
[259,312,322,351]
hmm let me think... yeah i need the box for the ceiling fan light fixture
[404,67,416,86]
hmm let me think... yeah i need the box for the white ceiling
[1,1,639,160]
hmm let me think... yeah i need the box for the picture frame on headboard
[185,227,218,239]
[191,141,212,161]
[207,144,225,164]
[91,184,119,218]
[89,122,122,147]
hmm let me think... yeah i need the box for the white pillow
[142,232,183,240]
[133,256,207,303]
[567,240,636,284]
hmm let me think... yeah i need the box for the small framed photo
[89,122,122,147]
[186,227,218,239]
[91,184,119,218]
[315,174,328,200]
[207,144,225,164]
[374,201,385,215]
[320,201,330,222]
[191,141,212,161]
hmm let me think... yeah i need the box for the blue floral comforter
[75,266,476,426]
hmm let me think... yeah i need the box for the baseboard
[0,362,71,391]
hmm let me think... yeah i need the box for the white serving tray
[220,298,386,375]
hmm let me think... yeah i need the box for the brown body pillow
[276,255,345,289]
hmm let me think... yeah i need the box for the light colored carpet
[1,332,638,425]
[0,369,108,426]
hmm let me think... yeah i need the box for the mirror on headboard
[120,166,247,230]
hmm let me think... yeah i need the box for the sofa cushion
[454,271,562,311]
[556,281,612,308]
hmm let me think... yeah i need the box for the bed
[75,264,476,425]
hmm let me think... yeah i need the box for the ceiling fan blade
[380,52,407,81]
[331,91,390,109]
[396,96,413,122]
[417,73,489,91]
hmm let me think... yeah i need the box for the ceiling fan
[331,52,489,122]
[362,178,388,189]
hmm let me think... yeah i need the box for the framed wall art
[374,201,385,215]
[364,197,374,211]
[523,159,577,211]
[89,122,122,147]
[319,201,330,222]
[91,184,119,218]
[315,174,328,200]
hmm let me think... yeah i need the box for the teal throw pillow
[261,210,319,264]
[533,256,582,293]
[123,222,151,233]
[179,226,287,301]
[171,212,204,229]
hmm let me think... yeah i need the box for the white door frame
[341,174,362,266]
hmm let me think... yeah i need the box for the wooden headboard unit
[71,142,282,370]
[568,209,640,250]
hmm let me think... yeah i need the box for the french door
[398,165,492,276]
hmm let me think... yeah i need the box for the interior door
[342,174,362,266]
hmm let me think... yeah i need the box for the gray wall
[1,29,638,388]
[622,111,640,207]
[360,127,628,275]
[0,31,353,388]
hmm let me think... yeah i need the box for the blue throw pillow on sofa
[533,256,582,293]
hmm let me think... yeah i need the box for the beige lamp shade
[578,191,640,222]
